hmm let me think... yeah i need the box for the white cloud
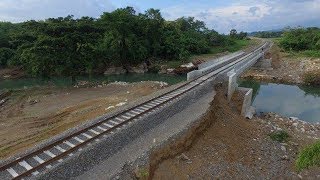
[0,0,115,22]
[162,0,320,33]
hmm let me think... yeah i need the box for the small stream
[240,80,320,123]
[0,73,186,90]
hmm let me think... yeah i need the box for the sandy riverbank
[0,81,168,159]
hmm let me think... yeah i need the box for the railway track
[0,42,269,180]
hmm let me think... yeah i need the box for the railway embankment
[35,71,217,179]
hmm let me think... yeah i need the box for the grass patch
[300,50,320,58]
[190,39,253,61]
[286,50,320,58]
[269,130,290,143]
[135,168,149,179]
[211,39,250,54]
[296,141,320,171]
[158,39,253,68]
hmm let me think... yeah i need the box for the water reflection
[239,80,320,123]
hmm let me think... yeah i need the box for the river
[240,80,320,123]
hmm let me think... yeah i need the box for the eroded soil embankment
[147,87,319,179]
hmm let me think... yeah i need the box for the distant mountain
[248,29,283,38]
[248,29,283,36]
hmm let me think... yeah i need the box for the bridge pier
[226,72,255,118]
[227,70,237,102]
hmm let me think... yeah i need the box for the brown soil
[0,81,165,159]
[242,42,320,84]
[0,67,25,80]
[151,88,320,179]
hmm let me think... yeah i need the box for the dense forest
[0,7,247,80]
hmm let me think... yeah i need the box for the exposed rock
[28,99,39,105]
[0,98,8,106]
[127,64,148,74]
[3,75,11,79]
[178,153,192,164]
[108,81,128,86]
[174,63,197,74]
[166,68,175,74]
[180,62,195,68]
[158,65,168,74]
[281,155,289,160]
[104,66,127,75]
[290,117,299,121]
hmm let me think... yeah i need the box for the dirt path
[0,81,167,159]
[152,88,320,179]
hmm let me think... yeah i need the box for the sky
[0,0,319,33]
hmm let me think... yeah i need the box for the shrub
[269,130,289,142]
[296,141,320,171]
[303,71,320,86]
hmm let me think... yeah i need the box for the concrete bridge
[0,41,271,180]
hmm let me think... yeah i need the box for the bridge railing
[187,42,269,81]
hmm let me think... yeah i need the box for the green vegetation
[296,141,320,171]
[210,39,250,54]
[0,7,247,81]
[269,130,289,143]
[279,27,320,58]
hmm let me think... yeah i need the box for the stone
[104,66,127,75]
[166,68,175,74]
[127,64,147,73]
[29,99,39,105]
[281,155,289,160]
[290,117,299,121]
[180,62,195,68]
[179,153,191,162]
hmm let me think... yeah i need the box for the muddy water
[0,73,186,90]
[240,80,320,123]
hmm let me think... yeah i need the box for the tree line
[0,7,246,80]
[279,27,320,51]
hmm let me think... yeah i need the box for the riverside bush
[296,141,320,171]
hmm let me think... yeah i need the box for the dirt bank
[0,67,25,80]
[0,81,167,159]
[151,88,320,179]
[241,42,320,84]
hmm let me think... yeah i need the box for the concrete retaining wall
[227,71,237,102]
[238,87,253,117]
